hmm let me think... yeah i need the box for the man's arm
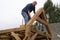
[33,7,35,13]
[28,10,31,18]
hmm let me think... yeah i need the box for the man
[21,1,37,24]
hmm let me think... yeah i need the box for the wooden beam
[24,8,44,40]
[31,28,51,39]
[26,8,43,26]
[36,17,52,37]
[0,35,10,39]
[11,32,21,40]
[41,9,47,22]
[30,33,37,40]
[36,29,51,38]
[31,27,51,38]
[0,25,25,34]
[37,17,48,26]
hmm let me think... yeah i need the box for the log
[36,17,52,36]
[30,33,37,40]
[24,8,44,40]
[26,8,44,26]
[0,25,25,34]
[11,32,21,40]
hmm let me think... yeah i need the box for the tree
[44,0,60,23]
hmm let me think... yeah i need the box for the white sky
[0,0,60,30]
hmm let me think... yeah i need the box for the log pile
[0,8,52,40]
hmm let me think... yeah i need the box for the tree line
[43,0,60,23]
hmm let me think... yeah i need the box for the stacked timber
[0,8,52,40]
[0,25,51,40]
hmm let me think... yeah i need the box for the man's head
[32,1,37,6]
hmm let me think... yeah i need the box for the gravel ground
[50,23,60,40]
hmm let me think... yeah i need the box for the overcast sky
[0,0,60,30]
